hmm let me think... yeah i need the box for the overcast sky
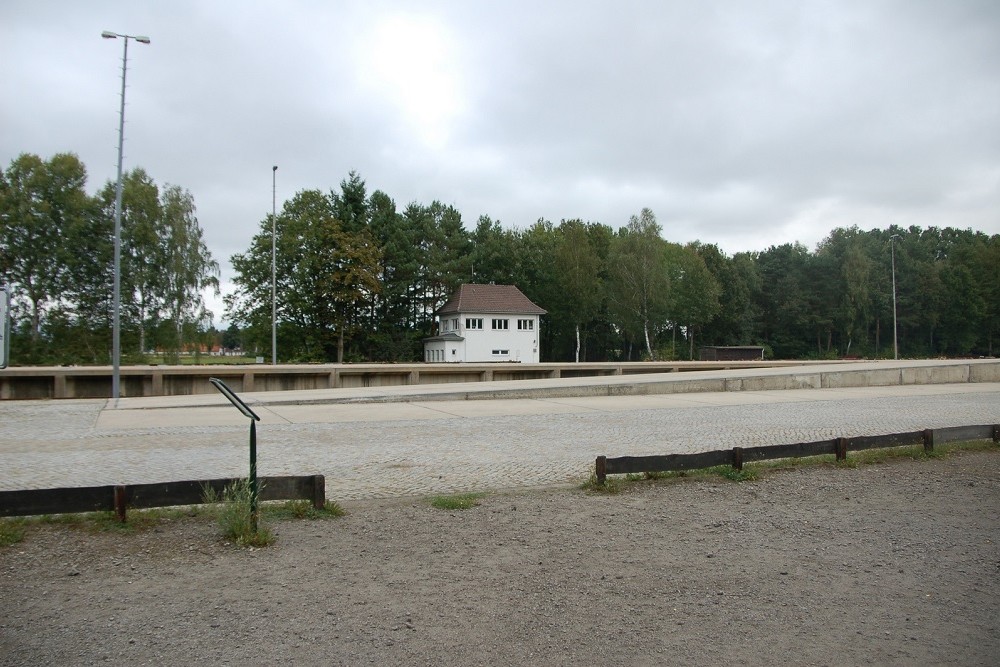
[2,1,998,324]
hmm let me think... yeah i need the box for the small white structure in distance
[423,284,546,363]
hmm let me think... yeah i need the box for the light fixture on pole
[890,233,901,360]
[102,30,150,404]
[271,165,278,365]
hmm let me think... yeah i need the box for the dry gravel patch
[2,450,999,666]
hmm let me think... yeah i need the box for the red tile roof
[437,284,547,316]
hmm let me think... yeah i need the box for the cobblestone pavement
[1,385,998,500]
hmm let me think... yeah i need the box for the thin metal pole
[891,234,899,360]
[104,31,148,402]
[249,419,258,533]
[271,165,277,365]
[111,37,129,403]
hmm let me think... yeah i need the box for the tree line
[0,153,219,364]
[227,172,1000,362]
[2,155,997,366]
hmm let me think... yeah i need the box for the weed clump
[0,519,26,547]
[268,499,346,520]
[430,493,485,510]
[580,472,624,494]
[203,478,274,547]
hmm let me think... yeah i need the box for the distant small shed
[699,346,765,361]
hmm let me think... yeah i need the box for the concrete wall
[1,359,997,400]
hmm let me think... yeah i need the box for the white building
[423,284,546,363]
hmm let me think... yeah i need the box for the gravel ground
[2,448,999,666]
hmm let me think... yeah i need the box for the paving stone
[0,386,998,500]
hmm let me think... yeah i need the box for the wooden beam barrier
[741,439,839,464]
[0,475,326,520]
[593,424,1000,483]
[932,424,997,445]
[847,430,924,452]
[602,450,732,477]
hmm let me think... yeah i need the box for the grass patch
[5,485,351,548]
[265,499,346,520]
[580,471,625,494]
[708,465,758,482]
[203,478,275,547]
[0,519,27,547]
[430,493,485,510]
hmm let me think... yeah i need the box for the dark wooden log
[0,485,113,517]
[933,424,996,445]
[848,431,923,452]
[741,440,838,463]
[0,475,326,518]
[604,450,731,475]
[595,456,607,484]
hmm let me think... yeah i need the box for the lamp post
[102,30,150,403]
[271,165,278,365]
[890,233,901,360]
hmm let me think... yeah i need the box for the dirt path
[2,450,999,666]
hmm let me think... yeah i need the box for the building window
[452,318,459,330]
[517,319,534,331]
[466,318,483,330]
[492,349,509,355]
[492,318,509,330]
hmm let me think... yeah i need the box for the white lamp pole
[890,233,901,360]
[271,165,278,365]
[102,30,150,403]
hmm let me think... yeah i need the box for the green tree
[96,168,164,354]
[816,227,876,356]
[159,185,219,358]
[470,216,519,285]
[755,243,814,358]
[667,244,721,359]
[0,153,92,345]
[606,208,670,359]
[553,219,602,362]
[221,323,242,353]
[694,244,761,347]
[228,187,382,362]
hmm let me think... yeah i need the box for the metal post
[112,37,128,402]
[103,31,150,403]
[209,378,262,536]
[890,234,900,360]
[271,165,277,365]
[250,419,258,532]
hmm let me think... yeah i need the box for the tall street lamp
[271,165,278,365]
[102,30,150,403]
[890,233,901,360]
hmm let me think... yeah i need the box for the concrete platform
[107,358,1000,412]
[2,359,998,499]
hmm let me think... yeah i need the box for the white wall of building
[435,312,540,363]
